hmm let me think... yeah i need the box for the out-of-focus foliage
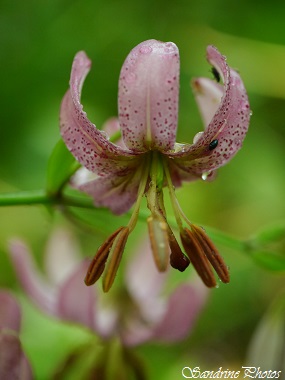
[0,0,285,378]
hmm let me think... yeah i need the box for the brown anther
[85,226,125,286]
[147,215,169,272]
[180,228,217,287]
[191,224,230,284]
[102,226,129,292]
[168,227,190,272]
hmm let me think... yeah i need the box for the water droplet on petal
[100,130,109,140]
[173,143,188,153]
[193,131,204,144]
[202,172,209,181]
[139,45,152,54]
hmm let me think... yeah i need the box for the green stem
[0,185,247,253]
[0,189,94,209]
[0,190,49,206]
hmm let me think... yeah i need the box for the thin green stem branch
[0,190,50,206]
[0,189,94,209]
[0,187,247,252]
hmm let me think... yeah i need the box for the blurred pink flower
[0,290,33,380]
[8,230,207,347]
[59,40,250,290]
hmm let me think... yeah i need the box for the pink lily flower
[8,230,207,347]
[60,40,250,290]
[0,291,33,380]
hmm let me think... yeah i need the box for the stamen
[127,154,151,232]
[191,224,230,284]
[147,214,169,272]
[85,155,151,290]
[168,227,190,272]
[162,157,230,286]
[180,228,217,288]
[85,226,125,286]
[162,158,184,232]
[102,226,130,292]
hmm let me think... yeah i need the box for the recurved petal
[78,167,141,215]
[192,77,223,128]
[60,51,137,175]
[151,282,208,342]
[44,228,82,286]
[119,40,179,152]
[8,240,57,316]
[0,292,33,379]
[0,333,33,380]
[102,117,126,148]
[126,239,167,315]
[57,260,96,330]
[0,292,21,333]
[170,45,250,176]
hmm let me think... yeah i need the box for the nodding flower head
[60,40,250,291]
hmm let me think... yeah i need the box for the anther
[85,226,125,286]
[168,227,190,272]
[180,228,217,287]
[191,224,230,284]
[102,226,130,292]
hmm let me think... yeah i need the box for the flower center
[145,151,230,288]
[85,150,230,291]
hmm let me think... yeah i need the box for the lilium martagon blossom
[60,39,251,291]
[8,229,208,347]
[0,290,33,380]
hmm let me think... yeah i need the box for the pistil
[146,152,189,272]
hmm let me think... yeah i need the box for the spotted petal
[170,45,250,176]
[60,51,137,175]
[119,40,179,152]
[78,166,142,215]
[192,77,223,128]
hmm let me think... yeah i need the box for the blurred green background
[0,0,285,378]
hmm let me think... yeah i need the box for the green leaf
[246,293,285,370]
[46,139,80,196]
[251,250,285,272]
[251,222,285,246]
